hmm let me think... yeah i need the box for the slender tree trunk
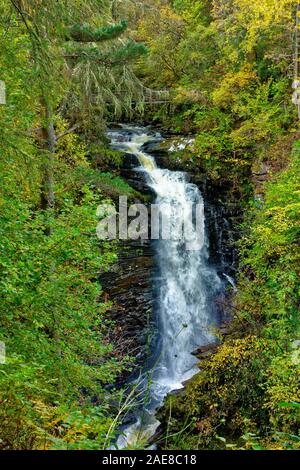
[295,3,300,80]
[40,100,56,213]
[295,3,300,119]
[41,102,62,392]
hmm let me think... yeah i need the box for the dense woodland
[0,0,299,450]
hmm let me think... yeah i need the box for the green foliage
[1,0,300,452]
[0,0,145,449]
[159,336,268,450]
[0,151,125,448]
[68,20,128,42]
[135,0,297,181]
[140,2,300,448]
[159,141,300,451]
[237,145,300,330]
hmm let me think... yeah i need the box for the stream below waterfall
[108,125,224,449]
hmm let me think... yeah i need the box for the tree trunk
[40,102,55,212]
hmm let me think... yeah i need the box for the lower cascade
[108,125,223,448]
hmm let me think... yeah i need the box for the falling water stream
[108,125,222,448]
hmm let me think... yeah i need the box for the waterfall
[108,125,222,448]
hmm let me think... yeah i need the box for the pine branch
[64,40,147,67]
[67,20,128,42]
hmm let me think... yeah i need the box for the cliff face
[101,238,156,385]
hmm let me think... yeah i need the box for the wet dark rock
[120,412,137,427]
[141,141,174,170]
[191,177,242,281]
[101,239,156,385]
[251,161,272,199]
[122,153,141,170]
[148,424,164,447]
[192,321,231,360]
[192,342,218,359]
[219,323,231,337]
[141,140,188,171]
[120,163,154,196]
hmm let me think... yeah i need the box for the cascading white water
[108,125,222,448]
